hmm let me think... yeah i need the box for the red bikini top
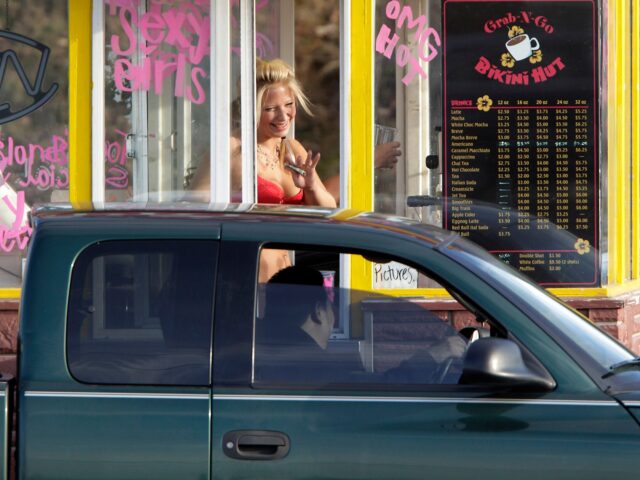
[257,176,304,205]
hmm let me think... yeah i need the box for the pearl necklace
[257,143,281,170]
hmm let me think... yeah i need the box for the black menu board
[443,0,598,286]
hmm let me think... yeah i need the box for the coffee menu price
[443,0,598,286]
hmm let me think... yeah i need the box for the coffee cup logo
[505,34,540,61]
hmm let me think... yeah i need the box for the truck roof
[30,203,458,249]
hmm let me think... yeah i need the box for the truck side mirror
[459,337,556,391]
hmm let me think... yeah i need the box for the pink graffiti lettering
[104,129,130,190]
[417,27,440,63]
[109,0,209,104]
[110,5,137,55]
[376,24,400,58]
[106,166,129,189]
[159,10,192,49]
[0,133,69,191]
[376,24,426,85]
[386,1,427,33]
[106,0,210,14]
[0,190,32,253]
[376,1,441,85]
[104,129,128,167]
[0,133,68,170]
[114,54,206,103]
[188,68,206,104]
[17,164,69,191]
[0,129,129,193]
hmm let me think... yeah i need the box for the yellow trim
[349,1,373,213]
[350,0,374,292]
[548,282,640,298]
[608,0,631,285]
[0,289,21,300]
[68,0,92,208]
[606,2,617,284]
[633,0,640,279]
[617,0,630,282]
[374,288,450,298]
[343,282,640,301]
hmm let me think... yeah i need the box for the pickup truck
[2,205,640,479]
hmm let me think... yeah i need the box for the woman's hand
[374,141,401,169]
[289,150,322,191]
[286,139,336,208]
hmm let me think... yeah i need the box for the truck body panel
[2,207,639,479]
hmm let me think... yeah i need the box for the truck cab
[5,205,640,479]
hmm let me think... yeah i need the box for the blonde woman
[253,58,336,207]
[253,59,335,281]
[191,59,335,281]
[191,58,335,208]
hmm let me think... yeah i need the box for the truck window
[67,240,217,386]
[254,248,482,389]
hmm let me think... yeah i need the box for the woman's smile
[271,119,289,132]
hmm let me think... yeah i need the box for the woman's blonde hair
[256,58,313,119]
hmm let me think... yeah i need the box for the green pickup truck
[2,205,640,479]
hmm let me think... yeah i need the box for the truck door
[21,239,217,479]
[210,242,638,479]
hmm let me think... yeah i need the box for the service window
[101,0,342,205]
[254,247,514,388]
[67,240,217,386]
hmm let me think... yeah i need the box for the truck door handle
[223,430,290,460]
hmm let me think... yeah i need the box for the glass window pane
[67,240,216,386]
[223,0,341,205]
[105,1,342,205]
[374,0,442,218]
[0,1,69,287]
[104,0,211,202]
[291,1,341,192]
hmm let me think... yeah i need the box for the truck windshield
[442,238,634,374]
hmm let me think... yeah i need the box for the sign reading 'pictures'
[442,0,598,286]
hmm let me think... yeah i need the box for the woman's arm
[287,139,337,208]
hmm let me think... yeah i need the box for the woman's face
[258,84,296,140]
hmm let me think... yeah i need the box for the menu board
[442,0,598,286]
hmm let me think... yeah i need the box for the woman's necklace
[257,142,281,170]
